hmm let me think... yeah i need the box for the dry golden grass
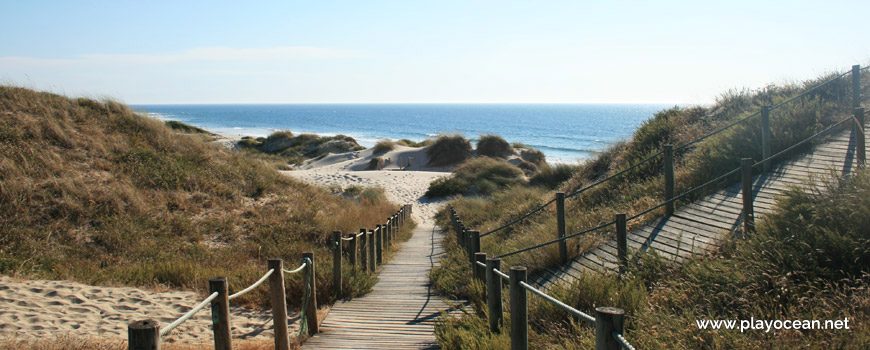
[0,86,399,308]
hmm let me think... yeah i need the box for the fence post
[594,306,625,350]
[360,228,368,273]
[268,259,290,350]
[366,230,378,272]
[375,225,383,265]
[761,106,771,172]
[853,64,861,109]
[469,230,481,264]
[509,266,528,350]
[460,226,467,250]
[128,319,160,350]
[855,107,866,168]
[349,233,358,270]
[209,277,232,350]
[474,252,487,282]
[302,252,319,335]
[332,231,342,300]
[616,213,627,275]
[486,258,502,333]
[741,158,755,236]
[664,144,675,216]
[556,192,568,264]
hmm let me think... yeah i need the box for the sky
[1,0,868,105]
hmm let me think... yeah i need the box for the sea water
[132,104,669,164]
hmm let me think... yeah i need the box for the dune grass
[431,69,867,298]
[0,86,407,310]
[436,168,870,348]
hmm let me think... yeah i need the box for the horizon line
[130,100,693,106]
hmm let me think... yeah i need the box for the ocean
[132,104,669,164]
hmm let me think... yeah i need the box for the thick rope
[480,197,557,237]
[159,291,220,337]
[520,281,595,324]
[565,150,664,199]
[228,269,274,300]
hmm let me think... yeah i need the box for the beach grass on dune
[0,86,410,311]
[431,69,870,348]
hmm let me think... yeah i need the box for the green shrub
[368,156,385,170]
[397,138,434,147]
[425,177,470,198]
[425,158,526,197]
[164,120,211,134]
[426,134,473,167]
[475,134,512,158]
[529,163,580,189]
[372,139,395,154]
[520,148,545,165]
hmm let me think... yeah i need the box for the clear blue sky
[1,0,868,104]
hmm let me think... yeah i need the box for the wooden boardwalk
[535,121,867,286]
[302,224,458,349]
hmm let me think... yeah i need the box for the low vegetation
[426,134,473,166]
[237,130,363,164]
[437,168,870,349]
[0,86,409,312]
[431,68,870,348]
[396,138,434,148]
[372,139,396,154]
[425,158,526,197]
[475,134,513,158]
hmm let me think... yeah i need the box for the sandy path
[283,169,448,226]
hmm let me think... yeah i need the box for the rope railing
[613,331,636,350]
[770,69,852,110]
[480,197,557,237]
[565,150,664,200]
[494,220,617,259]
[229,269,275,300]
[127,205,415,349]
[159,291,220,337]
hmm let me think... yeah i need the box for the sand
[0,135,452,345]
[0,275,298,344]
[286,144,452,226]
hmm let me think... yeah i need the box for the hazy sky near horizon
[1,0,868,105]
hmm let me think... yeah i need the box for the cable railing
[127,204,414,350]
[444,64,867,349]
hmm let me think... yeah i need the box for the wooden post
[509,266,528,350]
[375,225,383,265]
[349,233,358,270]
[268,259,290,350]
[368,230,376,270]
[460,226,468,250]
[302,252,319,335]
[332,231,342,300]
[556,192,567,264]
[594,306,625,350]
[663,144,675,216]
[856,107,866,168]
[128,319,160,350]
[469,230,480,264]
[209,277,232,350]
[486,258,502,333]
[761,106,771,172]
[360,228,368,273]
[741,158,755,236]
[616,213,627,275]
[474,252,487,282]
[853,64,861,109]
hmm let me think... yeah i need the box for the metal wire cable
[751,115,853,168]
[520,281,595,324]
[675,111,760,152]
[159,291,220,337]
[613,331,636,350]
[480,197,557,237]
[494,220,616,259]
[228,269,274,300]
[565,150,664,200]
[771,70,853,110]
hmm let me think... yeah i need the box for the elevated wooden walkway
[536,121,867,286]
[302,224,458,349]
